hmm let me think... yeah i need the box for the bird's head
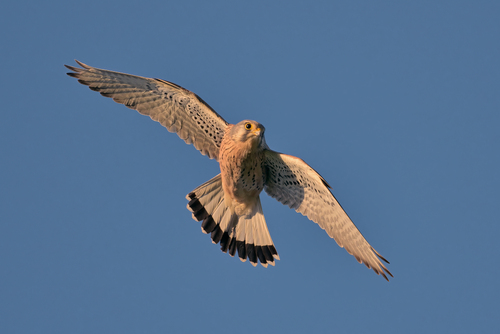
[230,120,267,149]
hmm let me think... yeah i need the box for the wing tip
[345,245,393,281]
[74,59,90,68]
[378,266,393,282]
[64,60,91,75]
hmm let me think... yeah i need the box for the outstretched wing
[65,60,229,160]
[263,150,393,281]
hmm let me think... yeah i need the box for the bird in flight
[65,60,393,280]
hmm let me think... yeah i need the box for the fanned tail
[186,174,279,267]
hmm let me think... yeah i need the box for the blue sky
[1,1,499,333]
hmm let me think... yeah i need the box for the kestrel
[65,60,393,280]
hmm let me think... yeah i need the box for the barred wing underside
[263,150,392,280]
[65,60,228,160]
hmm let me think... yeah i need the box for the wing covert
[65,60,228,160]
[263,150,393,280]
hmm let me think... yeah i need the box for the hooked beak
[252,125,264,137]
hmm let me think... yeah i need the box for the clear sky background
[1,1,499,333]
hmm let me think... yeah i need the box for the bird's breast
[219,135,266,211]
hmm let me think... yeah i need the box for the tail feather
[186,174,279,267]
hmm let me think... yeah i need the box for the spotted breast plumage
[65,60,393,280]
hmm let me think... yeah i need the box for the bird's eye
[245,123,252,130]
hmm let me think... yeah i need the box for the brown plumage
[66,60,393,280]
